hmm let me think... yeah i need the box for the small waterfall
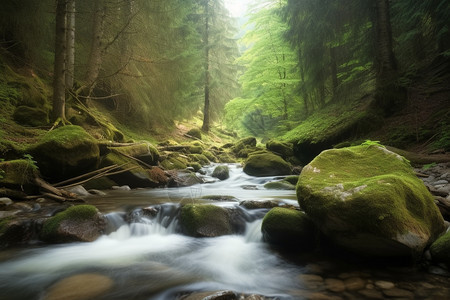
[106,203,180,239]
[244,219,263,243]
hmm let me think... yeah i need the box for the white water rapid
[0,165,301,300]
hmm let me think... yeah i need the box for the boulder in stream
[243,153,291,177]
[296,144,445,258]
[212,165,230,180]
[430,230,450,267]
[180,204,232,237]
[40,205,105,243]
[262,207,317,248]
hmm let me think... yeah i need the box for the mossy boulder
[243,153,291,177]
[231,137,257,156]
[100,153,164,188]
[296,145,445,258]
[160,154,188,170]
[187,128,202,140]
[108,142,159,166]
[40,205,105,243]
[0,159,40,194]
[430,231,450,267]
[13,105,49,127]
[217,152,236,163]
[212,165,230,180]
[264,180,295,190]
[188,154,210,165]
[203,150,217,163]
[261,207,317,248]
[167,170,203,187]
[180,204,232,237]
[266,140,294,158]
[29,125,100,181]
[188,162,202,172]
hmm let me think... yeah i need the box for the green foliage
[422,163,437,170]
[361,140,384,147]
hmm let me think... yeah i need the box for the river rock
[429,230,450,267]
[212,165,230,180]
[29,125,100,181]
[180,204,232,237]
[264,180,295,190]
[106,142,159,166]
[243,153,291,177]
[261,207,317,248]
[240,200,280,209]
[296,145,445,258]
[44,273,113,300]
[167,170,203,187]
[266,139,294,159]
[182,290,237,300]
[40,205,106,243]
[0,159,40,194]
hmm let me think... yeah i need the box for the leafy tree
[225,0,300,137]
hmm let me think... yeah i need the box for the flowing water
[0,164,450,299]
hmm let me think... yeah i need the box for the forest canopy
[0,0,449,144]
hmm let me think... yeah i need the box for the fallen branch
[53,164,121,187]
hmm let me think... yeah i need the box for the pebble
[382,287,414,298]
[298,274,324,290]
[344,277,366,291]
[44,273,113,300]
[324,278,346,293]
[374,280,395,289]
[0,197,13,206]
[357,289,384,299]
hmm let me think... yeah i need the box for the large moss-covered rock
[232,137,257,154]
[266,140,294,159]
[108,142,159,166]
[13,105,49,127]
[40,205,105,243]
[430,231,450,267]
[243,153,291,177]
[296,145,445,258]
[212,165,230,180]
[262,207,317,248]
[180,204,232,237]
[30,125,100,181]
[100,153,165,188]
[0,159,40,194]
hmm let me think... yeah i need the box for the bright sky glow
[224,0,251,18]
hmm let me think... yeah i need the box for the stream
[0,164,450,299]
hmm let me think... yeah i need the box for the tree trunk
[65,0,75,91]
[330,46,338,95]
[85,0,105,96]
[52,0,67,121]
[375,0,396,82]
[202,0,210,132]
[374,0,405,115]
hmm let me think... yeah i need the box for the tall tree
[52,0,67,121]
[202,0,211,132]
[65,0,75,91]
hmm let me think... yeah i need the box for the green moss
[109,142,159,165]
[41,205,98,238]
[218,153,236,163]
[160,157,187,170]
[266,140,293,158]
[0,159,39,193]
[188,162,202,172]
[264,180,295,190]
[180,204,231,237]
[13,105,49,127]
[212,165,230,180]
[187,128,202,140]
[430,231,450,266]
[188,145,203,154]
[261,207,316,247]
[243,153,291,177]
[232,137,257,154]
[188,154,209,165]
[284,175,299,185]
[202,150,216,162]
[296,145,445,255]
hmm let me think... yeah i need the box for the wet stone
[324,278,346,293]
[374,280,395,289]
[357,289,384,299]
[304,263,324,275]
[298,274,324,290]
[44,273,113,300]
[344,277,366,291]
[307,292,343,300]
[382,287,414,298]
